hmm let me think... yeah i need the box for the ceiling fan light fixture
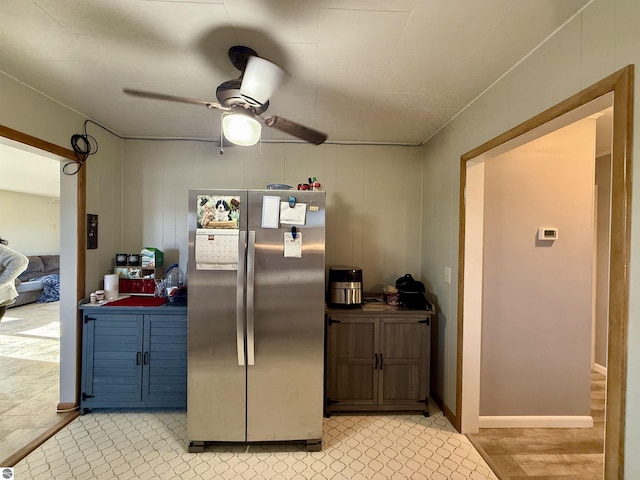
[222,113,262,146]
[240,56,284,107]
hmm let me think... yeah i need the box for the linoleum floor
[3,303,497,478]
[13,408,499,479]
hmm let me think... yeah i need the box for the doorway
[457,65,633,479]
[0,124,85,465]
[0,139,64,464]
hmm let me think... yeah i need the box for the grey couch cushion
[18,256,45,281]
[41,255,60,273]
[11,254,60,308]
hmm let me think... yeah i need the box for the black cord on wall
[64,119,121,175]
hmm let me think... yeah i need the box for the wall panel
[123,141,423,292]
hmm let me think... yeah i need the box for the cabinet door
[327,317,378,407]
[142,314,188,406]
[83,314,143,405]
[378,317,430,408]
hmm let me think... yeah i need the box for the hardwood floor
[0,301,78,466]
[467,371,606,479]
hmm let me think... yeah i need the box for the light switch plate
[444,267,451,284]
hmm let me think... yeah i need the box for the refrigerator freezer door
[187,190,248,443]
[246,190,325,442]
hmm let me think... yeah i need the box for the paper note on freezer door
[284,232,302,258]
[280,202,306,225]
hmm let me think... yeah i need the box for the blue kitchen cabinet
[80,305,187,413]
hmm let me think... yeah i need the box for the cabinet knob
[136,352,142,365]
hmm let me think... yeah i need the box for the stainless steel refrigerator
[187,189,325,452]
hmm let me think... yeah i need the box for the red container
[119,278,156,295]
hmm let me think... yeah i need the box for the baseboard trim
[431,390,457,430]
[593,363,607,376]
[442,402,456,429]
[479,415,594,428]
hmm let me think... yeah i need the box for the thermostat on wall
[538,227,558,241]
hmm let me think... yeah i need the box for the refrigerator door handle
[246,230,256,366]
[236,230,247,366]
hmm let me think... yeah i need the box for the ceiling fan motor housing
[216,79,268,114]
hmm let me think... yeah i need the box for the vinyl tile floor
[1,303,603,480]
[2,303,499,479]
[12,407,499,480]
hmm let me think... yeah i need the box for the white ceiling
[0,0,592,145]
[0,139,61,198]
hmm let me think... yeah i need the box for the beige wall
[0,72,124,403]
[122,140,423,292]
[421,0,640,474]
[480,118,595,417]
[84,128,125,294]
[0,190,60,256]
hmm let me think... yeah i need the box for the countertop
[79,296,187,314]
[326,298,434,317]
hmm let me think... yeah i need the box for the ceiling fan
[124,46,327,147]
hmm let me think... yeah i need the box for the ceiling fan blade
[263,115,327,145]
[123,88,228,110]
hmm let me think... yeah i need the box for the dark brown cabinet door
[326,317,378,408]
[378,318,430,408]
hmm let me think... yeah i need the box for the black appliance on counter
[328,266,363,306]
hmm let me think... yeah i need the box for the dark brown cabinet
[325,307,432,416]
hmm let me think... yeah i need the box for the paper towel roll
[104,274,120,300]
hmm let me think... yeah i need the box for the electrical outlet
[444,267,451,284]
